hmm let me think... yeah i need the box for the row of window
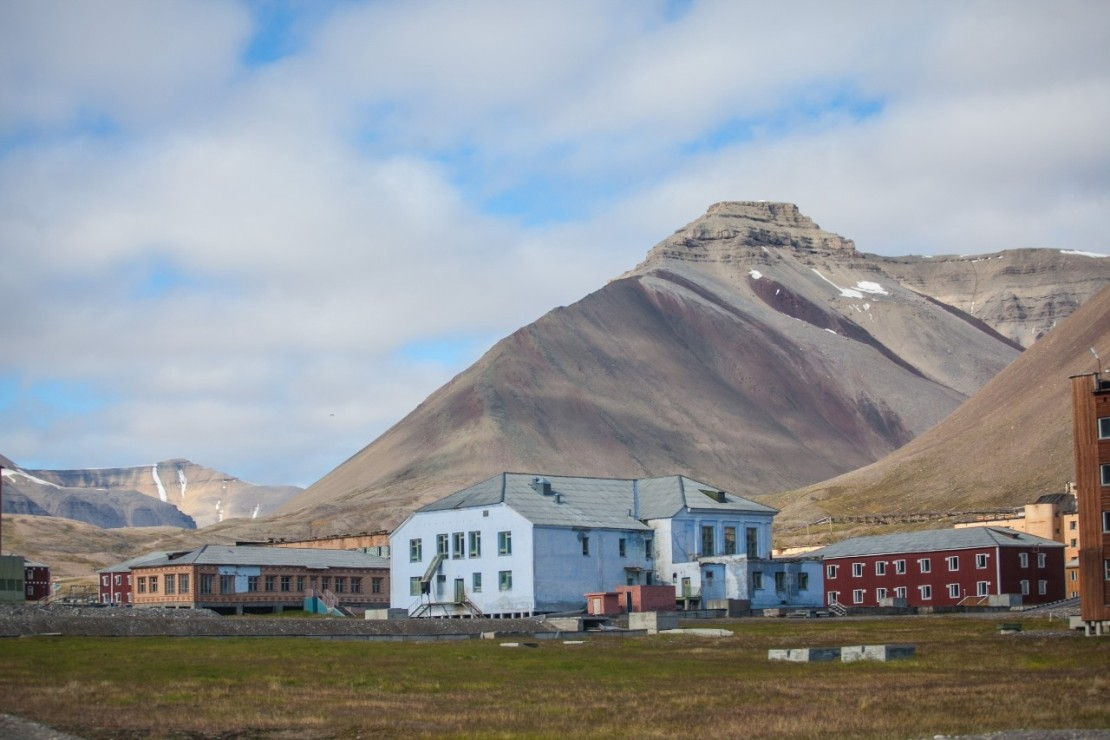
[827,551,1046,579]
[410,531,513,562]
[136,574,381,596]
[751,571,809,591]
[409,571,513,596]
[699,525,760,558]
[830,579,1049,604]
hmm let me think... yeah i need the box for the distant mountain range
[273,202,1110,534]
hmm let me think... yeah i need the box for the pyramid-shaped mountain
[275,202,1109,533]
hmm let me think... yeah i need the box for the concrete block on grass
[841,644,916,662]
[767,647,841,662]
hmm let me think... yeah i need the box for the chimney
[531,476,552,496]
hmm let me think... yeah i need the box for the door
[681,577,692,598]
[454,578,465,603]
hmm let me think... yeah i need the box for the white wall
[532,527,653,612]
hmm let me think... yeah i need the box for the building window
[350,577,361,594]
[918,558,931,574]
[1070,570,1077,582]
[200,575,213,595]
[472,573,482,593]
[498,531,512,556]
[335,577,347,593]
[137,576,146,594]
[114,574,122,586]
[179,574,189,594]
[248,576,259,592]
[894,586,907,599]
[435,574,445,597]
[752,571,763,590]
[618,538,626,558]
[946,556,959,572]
[1070,538,1078,548]
[1037,552,1046,568]
[102,575,109,587]
[410,577,421,596]
[281,576,292,592]
[876,587,887,600]
[296,576,305,592]
[746,527,758,558]
[976,553,988,569]
[1020,580,1030,595]
[774,572,786,592]
[582,536,590,556]
[919,584,932,600]
[723,526,736,555]
[469,531,481,558]
[853,589,865,604]
[321,576,330,591]
[371,577,382,594]
[701,526,715,557]
[436,534,449,556]
[894,559,906,574]
[1037,580,1047,595]
[947,584,960,599]
[452,532,465,559]
[1070,520,1077,531]
[265,576,276,592]
[852,563,864,577]
[828,591,839,605]
[977,581,990,596]
[1099,417,1110,439]
[164,575,176,595]
[798,572,809,591]
[826,564,838,579]
[1104,560,1110,580]
[498,571,513,591]
[1101,463,1110,486]
[875,561,887,576]
[409,539,422,563]
[1019,552,1029,568]
[150,576,159,593]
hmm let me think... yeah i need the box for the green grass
[0,616,1107,738]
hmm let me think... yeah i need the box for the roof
[98,551,175,574]
[810,527,1064,560]
[131,545,390,570]
[415,472,776,530]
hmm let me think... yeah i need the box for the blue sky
[1,1,1108,486]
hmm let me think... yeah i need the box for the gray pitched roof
[132,545,389,570]
[416,472,776,530]
[810,527,1063,559]
[98,551,175,574]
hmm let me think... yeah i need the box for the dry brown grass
[0,615,1107,739]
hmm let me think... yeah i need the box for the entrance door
[681,577,692,598]
[454,578,465,603]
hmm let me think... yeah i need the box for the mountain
[765,282,1110,538]
[274,202,1110,534]
[1,459,302,529]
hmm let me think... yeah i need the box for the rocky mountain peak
[642,201,856,267]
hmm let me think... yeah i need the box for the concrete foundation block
[546,617,583,632]
[767,647,841,662]
[364,608,408,620]
[629,611,679,635]
[841,644,916,662]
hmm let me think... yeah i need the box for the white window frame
[975,553,988,569]
[852,589,865,604]
[1037,552,1046,568]
[894,586,907,599]
[1099,416,1110,439]
[409,538,422,563]
[875,561,887,576]
[919,584,932,600]
[947,583,960,599]
[894,559,906,575]
[1038,580,1047,596]
[946,556,959,572]
[977,581,990,596]
[828,591,840,605]
[498,531,512,556]
[826,564,838,579]
[852,562,864,577]
[1019,552,1029,568]
[468,531,481,558]
[1020,579,1030,595]
[918,558,931,574]
[876,587,887,601]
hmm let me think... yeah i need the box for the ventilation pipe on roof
[531,476,552,496]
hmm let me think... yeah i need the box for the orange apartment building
[1071,370,1110,636]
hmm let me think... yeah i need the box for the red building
[814,527,1065,609]
[97,552,171,605]
[1071,370,1110,634]
[23,560,50,601]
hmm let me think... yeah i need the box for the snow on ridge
[251,504,261,519]
[749,269,763,280]
[1061,249,1107,259]
[177,466,187,501]
[855,281,888,295]
[4,468,62,489]
[151,466,168,503]
[813,269,864,299]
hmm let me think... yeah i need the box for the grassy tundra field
[1,615,1108,739]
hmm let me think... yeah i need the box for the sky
[1,1,1108,487]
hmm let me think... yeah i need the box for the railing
[827,602,847,617]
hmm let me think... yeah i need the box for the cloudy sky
[1,1,1108,487]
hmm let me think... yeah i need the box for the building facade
[390,472,821,618]
[23,560,50,601]
[130,545,390,614]
[1071,371,1110,633]
[0,555,25,605]
[814,527,1065,609]
[98,552,172,605]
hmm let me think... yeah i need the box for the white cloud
[0,1,1107,486]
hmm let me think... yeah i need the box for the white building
[390,472,822,617]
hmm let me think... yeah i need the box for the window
[977,581,990,596]
[1038,580,1047,595]
[894,559,906,575]
[828,591,839,605]
[1105,512,1110,534]
[1099,417,1110,439]
[178,574,189,594]
[918,558,931,574]
[498,531,512,556]
[265,576,276,592]
[102,575,109,587]
[114,574,122,586]
[436,534,448,556]
[248,576,259,592]
[946,556,959,572]
[723,526,737,555]
[976,553,988,569]
[498,571,513,591]
[894,586,907,599]
[1020,579,1030,595]
[826,564,838,579]
[452,532,465,559]
[137,576,147,594]
[150,576,159,593]
[1069,520,1077,531]
[875,561,887,576]
[321,576,330,591]
[1104,560,1110,580]
[1070,570,1077,582]
[852,563,864,577]
[296,576,305,592]
[409,539,422,562]
[797,572,809,591]
[435,574,445,597]
[472,573,482,593]
[1037,552,1046,568]
[752,571,763,590]
[469,531,481,558]
[618,538,626,558]
[1019,552,1029,568]
[410,577,421,596]
[1101,463,1110,486]
[919,584,932,600]
[947,584,960,599]
[281,576,292,592]
[200,575,213,595]
[853,589,865,604]
[774,572,786,592]
[371,577,382,594]
[644,537,653,559]
[351,577,362,594]
[876,587,887,601]
[746,527,759,558]
[335,577,347,593]
[701,526,715,557]
[164,576,174,595]
[1070,538,1078,548]
[581,535,590,556]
